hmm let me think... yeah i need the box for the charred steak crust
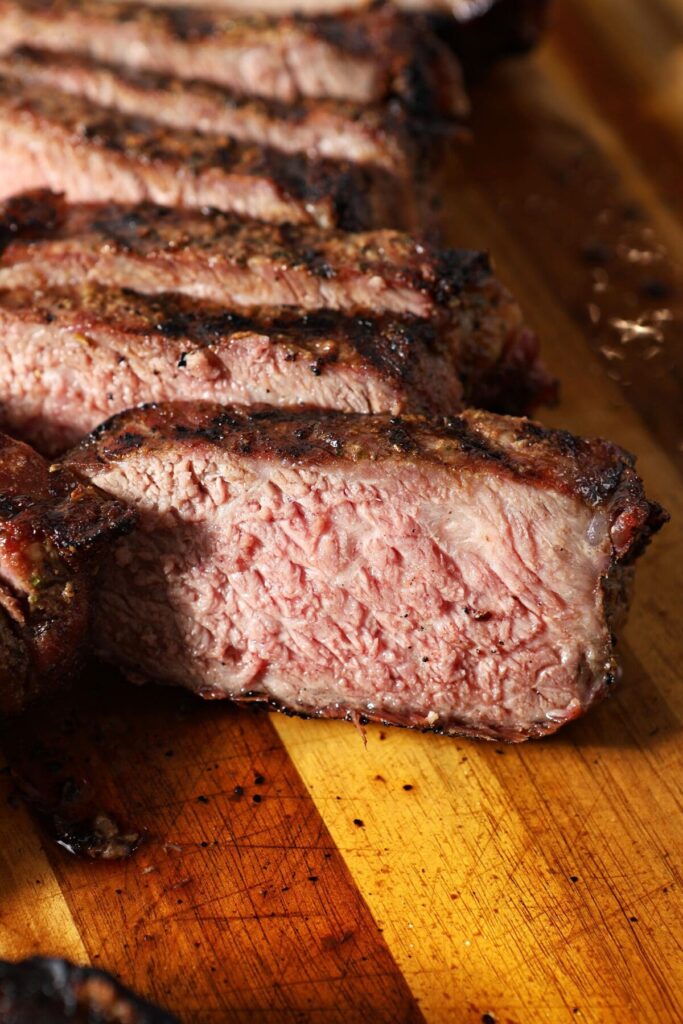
[0,192,555,417]
[1,47,423,177]
[62,403,667,742]
[0,0,467,116]
[0,190,487,302]
[0,74,407,230]
[0,283,466,453]
[69,402,666,566]
[0,432,135,713]
[0,958,178,1023]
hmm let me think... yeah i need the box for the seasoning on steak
[0,432,134,714]
[0,75,409,230]
[1,47,430,178]
[0,0,468,116]
[0,285,466,455]
[62,402,667,743]
[102,0,548,67]
[0,958,178,1023]
[0,191,555,415]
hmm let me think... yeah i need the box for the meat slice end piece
[0,431,135,713]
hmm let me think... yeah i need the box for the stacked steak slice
[0,2,468,232]
[0,0,466,113]
[0,190,554,453]
[0,48,424,176]
[61,403,666,742]
[0,432,133,714]
[0,73,408,229]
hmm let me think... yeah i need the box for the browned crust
[0,958,178,1023]
[0,432,135,713]
[0,283,457,411]
[0,190,493,305]
[2,46,424,177]
[64,402,668,568]
[0,0,468,117]
[0,75,405,230]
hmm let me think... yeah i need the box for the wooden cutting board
[0,0,681,1020]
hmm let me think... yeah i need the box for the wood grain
[1,681,424,1023]
[0,1,681,1021]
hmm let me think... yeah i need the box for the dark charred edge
[6,46,449,178]
[432,0,550,73]
[0,191,494,303]
[0,81,397,231]
[307,4,467,120]
[462,329,560,416]
[0,285,442,388]
[394,12,469,122]
[0,958,179,1023]
[515,418,669,562]
[65,404,668,570]
[434,248,492,300]
[0,189,65,254]
[0,463,136,714]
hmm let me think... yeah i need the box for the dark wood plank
[1,676,425,1024]
[444,45,683,469]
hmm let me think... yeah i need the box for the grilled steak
[0,76,406,229]
[0,285,466,454]
[62,402,667,742]
[0,0,467,115]
[0,958,178,1023]
[0,192,555,416]
[104,0,548,66]
[1,47,427,178]
[0,432,134,714]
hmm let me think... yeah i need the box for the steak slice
[0,958,178,1023]
[0,75,405,230]
[0,285,465,454]
[1,47,425,178]
[0,431,134,714]
[0,192,555,415]
[62,403,667,743]
[0,0,467,115]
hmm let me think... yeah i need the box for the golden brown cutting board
[0,0,681,1020]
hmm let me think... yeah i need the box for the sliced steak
[62,402,667,743]
[0,192,555,415]
[0,0,467,115]
[0,285,465,455]
[0,76,405,229]
[0,958,178,1023]
[0,431,134,714]
[1,47,425,178]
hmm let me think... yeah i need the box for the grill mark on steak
[62,402,667,742]
[0,431,135,714]
[0,191,556,416]
[0,74,408,229]
[1,47,425,177]
[0,284,466,454]
[0,0,468,115]
[69,403,667,546]
[0,958,178,1023]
